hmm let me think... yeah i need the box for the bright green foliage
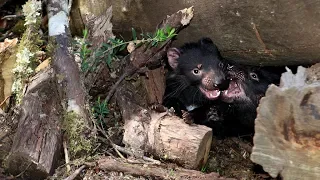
[92,96,109,123]
[75,26,177,74]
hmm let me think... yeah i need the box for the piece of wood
[116,83,212,170]
[94,156,235,180]
[4,68,63,179]
[141,66,166,105]
[47,0,94,158]
[251,64,320,180]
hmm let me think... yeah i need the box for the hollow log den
[0,0,319,179]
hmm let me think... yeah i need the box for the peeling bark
[251,63,320,179]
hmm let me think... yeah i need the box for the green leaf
[107,53,112,65]
[120,44,127,51]
[170,28,175,36]
[151,41,157,46]
[83,28,88,38]
[132,28,137,40]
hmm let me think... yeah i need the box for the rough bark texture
[251,63,320,179]
[94,157,236,180]
[141,66,166,105]
[116,82,212,170]
[48,0,94,158]
[71,0,320,65]
[4,69,63,179]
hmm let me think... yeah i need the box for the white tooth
[217,91,221,96]
[224,90,228,95]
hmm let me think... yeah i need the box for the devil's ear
[167,48,181,69]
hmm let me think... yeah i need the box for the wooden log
[250,63,320,180]
[48,0,95,158]
[4,68,63,179]
[92,156,236,180]
[116,83,212,170]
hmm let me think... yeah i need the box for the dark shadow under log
[4,68,63,179]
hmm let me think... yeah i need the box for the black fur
[218,64,286,135]
[163,38,229,117]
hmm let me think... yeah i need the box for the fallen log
[116,82,212,170]
[4,68,63,179]
[251,63,320,179]
[94,156,235,180]
[47,0,95,158]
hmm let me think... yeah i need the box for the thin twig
[63,165,86,180]
[63,139,71,172]
[1,15,23,19]
[14,162,32,178]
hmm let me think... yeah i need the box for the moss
[12,0,43,104]
[62,111,94,158]
[11,20,27,35]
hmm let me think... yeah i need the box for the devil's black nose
[214,79,230,91]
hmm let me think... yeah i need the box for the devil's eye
[193,69,200,74]
[250,72,259,81]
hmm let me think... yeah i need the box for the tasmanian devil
[162,37,229,123]
[218,63,285,134]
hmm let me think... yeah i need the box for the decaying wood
[47,0,94,158]
[82,5,115,92]
[251,64,320,179]
[91,156,235,180]
[105,6,194,103]
[141,66,166,105]
[116,83,212,170]
[4,68,63,179]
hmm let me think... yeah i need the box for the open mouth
[199,86,221,100]
[221,80,245,102]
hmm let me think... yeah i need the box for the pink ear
[167,48,180,69]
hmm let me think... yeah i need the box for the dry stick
[105,68,136,103]
[105,39,169,103]
[63,165,86,180]
[112,143,161,165]
[0,96,10,107]
[63,139,71,172]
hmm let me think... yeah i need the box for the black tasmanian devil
[219,63,285,133]
[162,37,229,123]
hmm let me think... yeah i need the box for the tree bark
[251,63,320,179]
[116,82,212,170]
[47,0,94,158]
[4,69,63,179]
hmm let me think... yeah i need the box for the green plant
[92,97,109,123]
[85,26,177,74]
[76,28,92,72]
[201,163,209,173]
